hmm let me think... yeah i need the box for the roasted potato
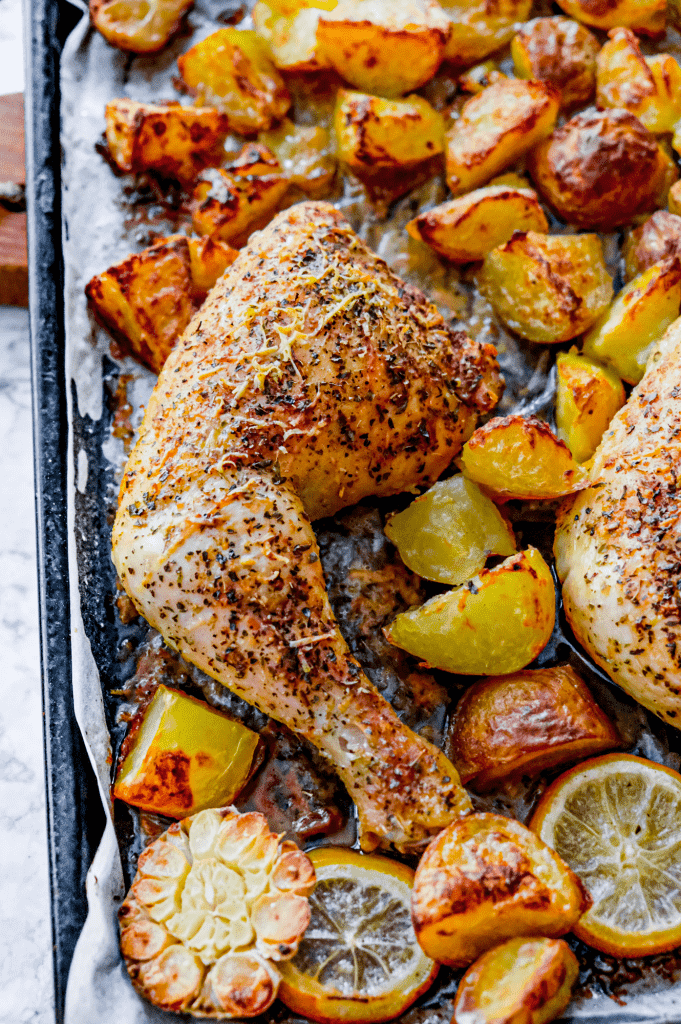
[446,79,560,196]
[190,145,289,247]
[407,186,548,264]
[554,0,666,36]
[453,937,579,1024]
[177,28,291,134]
[511,16,599,109]
[583,258,681,384]
[385,548,555,677]
[669,180,681,216]
[460,415,589,500]
[113,684,259,817]
[458,61,507,95]
[412,813,589,968]
[316,0,450,98]
[259,119,335,197]
[105,99,230,184]
[623,211,681,281]
[90,0,193,53]
[480,231,613,344]
[555,350,625,463]
[86,236,196,373]
[384,474,516,586]
[186,235,239,297]
[335,90,444,174]
[596,29,681,135]
[528,108,673,231]
[440,1,532,67]
[252,1,332,72]
[450,665,620,791]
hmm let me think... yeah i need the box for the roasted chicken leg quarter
[112,201,503,851]
[556,317,681,727]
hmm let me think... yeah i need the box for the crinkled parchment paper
[58,3,681,1020]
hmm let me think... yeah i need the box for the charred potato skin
[512,16,599,109]
[105,99,231,183]
[411,813,590,968]
[441,1,533,67]
[335,90,444,174]
[446,79,560,196]
[407,186,548,264]
[90,0,193,54]
[554,0,666,36]
[450,665,620,791]
[528,108,673,231]
[623,211,681,281]
[453,937,579,1024]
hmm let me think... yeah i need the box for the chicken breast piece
[112,201,503,851]
[556,317,681,727]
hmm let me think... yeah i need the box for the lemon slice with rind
[530,753,681,957]
[278,848,438,1024]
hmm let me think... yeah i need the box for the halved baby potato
[583,258,681,384]
[105,99,230,184]
[512,16,599,109]
[384,474,516,586]
[384,548,555,677]
[596,28,681,135]
[445,79,560,197]
[528,109,674,231]
[335,90,444,174]
[407,186,548,264]
[554,0,666,36]
[177,28,291,134]
[453,937,579,1024]
[555,350,625,463]
[252,1,332,72]
[450,665,620,791]
[114,684,260,818]
[441,0,532,67]
[412,813,589,967]
[461,416,589,501]
[90,0,193,53]
[316,0,450,98]
[190,145,289,247]
[480,231,613,344]
[259,119,335,198]
[623,211,681,281]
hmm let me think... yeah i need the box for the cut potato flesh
[555,350,625,463]
[335,90,444,173]
[554,0,666,36]
[441,0,533,67]
[90,0,193,54]
[597,29,681,135]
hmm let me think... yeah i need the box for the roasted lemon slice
[278,848,438,1024]
[530,754,681,957]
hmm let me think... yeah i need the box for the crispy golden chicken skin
[112,202,503,851]
[556,317,681,727]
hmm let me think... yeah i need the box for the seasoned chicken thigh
[556,317,681,727]
[113,202,502,851]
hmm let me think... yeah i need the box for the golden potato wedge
[583,258,681,384]
[259,119,335,198]
[252,1,332,72]
[555,350,625,463]
[105,99,230,184]
[480,231,613,344]
[461,415,589,501]
[528,109,672,232]
[316,0,450,98]
[441,1,532,67]
[512,16,599,109]
[113,685,259,817]
[384,474,516,586]
[554,0,666,36]
[453,937,579,1024]
[596,29,681,135]
[407,186,548,264]
[450,665,620,791]
[335,90,444,175]
[457,61,507,95]
[177,28,291,134]
[186,235,238,298]
[190,145,289,247]
[384,548,556,677]
[85,235,196,373]
[446,79,560,197]
[623,211,681,281]
[412,813,590,967]
[89,0,193,54]
[669,180,681,216]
